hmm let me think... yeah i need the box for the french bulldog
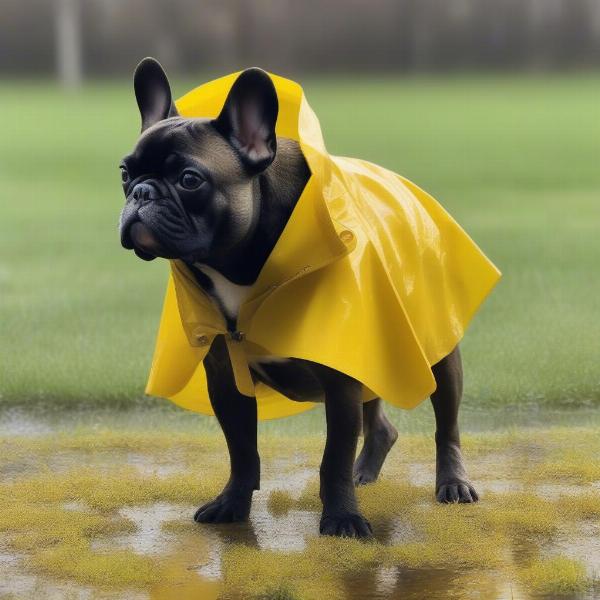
[118,58,478,538]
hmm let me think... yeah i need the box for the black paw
[436,481,479,504]
[320,512,373,538]
[353,423,398,486]
[193,492,252,523]
[353,469,378,486]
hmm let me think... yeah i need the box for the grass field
[1,73,600,410]
[1,73,600,600]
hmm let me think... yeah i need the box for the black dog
[119,58,478,538]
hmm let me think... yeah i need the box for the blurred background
[1,0,599,425]
[3,0,600,83]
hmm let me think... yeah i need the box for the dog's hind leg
[431,345,478,503]
[353,397,398,485]
[194,335,260,523]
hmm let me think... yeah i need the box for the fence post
[55,0,83,89]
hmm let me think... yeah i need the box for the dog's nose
[131,182,160,203]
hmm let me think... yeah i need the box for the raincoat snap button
[339,229,354,244]
[195,333,210,346]
[229,330,245,342]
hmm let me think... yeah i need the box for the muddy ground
[0,407,599,600]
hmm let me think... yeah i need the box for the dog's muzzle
[120,181,171,261]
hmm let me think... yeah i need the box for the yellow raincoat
[145,72,501,420]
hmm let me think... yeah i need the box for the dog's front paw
[194,491,252,523]
[436,480,479,504]
[319,512,373,538]
[435,442,478,503]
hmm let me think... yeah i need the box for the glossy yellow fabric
[145,72,501,420]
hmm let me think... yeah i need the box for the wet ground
[0,405,599,600]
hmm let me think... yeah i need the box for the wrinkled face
[119,59,278,263]
[120,118,253,262]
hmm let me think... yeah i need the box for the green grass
[1,73,599,409]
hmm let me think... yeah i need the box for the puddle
[1,408,599,599]
[92,503,184,556]
[124,453,185,477]
[0,555,149,600]
[535,483,589,500]
[555,522,600,573]
[0,409,54,437]
[478,479,525,494]
[407,463,434,487]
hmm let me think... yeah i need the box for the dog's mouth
[120,201,209,263]
[121,218,177,261]
[129,221,161,261]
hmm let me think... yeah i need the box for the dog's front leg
[431,345,478,504]
[314,366,373,538]
[194,335,259,523]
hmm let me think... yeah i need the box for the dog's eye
[179,171,204,190]
[120,166,129,183]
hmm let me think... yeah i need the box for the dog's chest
[194,263,294,372]
[195,263,252,322]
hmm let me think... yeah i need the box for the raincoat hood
[145,71,501,420]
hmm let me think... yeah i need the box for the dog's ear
[134,57,179,133]
[214,68,279,173]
